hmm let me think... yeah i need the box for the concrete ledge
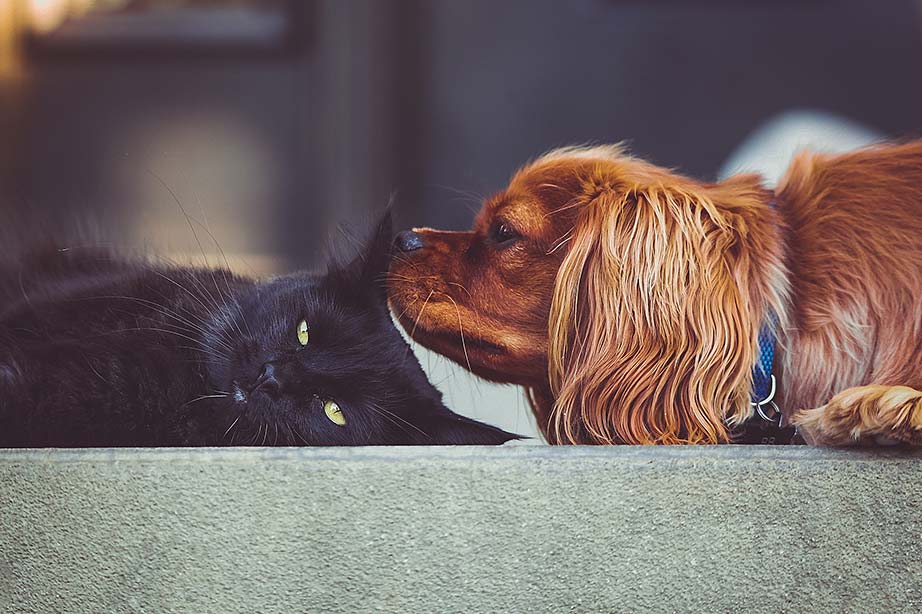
[2,446,921,613]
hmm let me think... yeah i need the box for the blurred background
[2,0,921,439]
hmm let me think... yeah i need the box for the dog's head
[388,145,787,444]
[387,149,593,388]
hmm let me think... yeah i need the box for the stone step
[2,446,920,613]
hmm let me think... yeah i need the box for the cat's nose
[394,230,423,252]
[253,362,281,398]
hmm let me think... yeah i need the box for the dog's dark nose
[394,230,424,252]
[253,362,281,398]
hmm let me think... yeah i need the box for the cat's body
[0,218,518,447]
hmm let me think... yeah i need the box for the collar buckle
[751,374,781,424]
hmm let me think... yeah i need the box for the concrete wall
[2,445,920,613]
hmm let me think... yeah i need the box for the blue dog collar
[733,198,800,443]
[732,320,799,444]
[751,323,777,416]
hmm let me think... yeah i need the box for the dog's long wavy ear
[547,178,782,444]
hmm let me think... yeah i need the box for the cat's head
[200,212,520,446]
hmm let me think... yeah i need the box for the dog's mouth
[388,280,548,386]
[394,306,507,356]
[390,294,509,368]
[419,323,507,355]
[402,315,522,384]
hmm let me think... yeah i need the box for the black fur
[0,214,519,447]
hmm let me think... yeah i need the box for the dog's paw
[793,403,858,446]
[794,385,922,446]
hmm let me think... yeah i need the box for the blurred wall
[4,0,922,257]
[409,0,922,230]
[1,1,413,273]
[0,2,25,201]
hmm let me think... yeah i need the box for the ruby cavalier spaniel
[388,142,922,445]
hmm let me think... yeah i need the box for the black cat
[0,214,519,447]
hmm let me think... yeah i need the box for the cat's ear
[357,208,394,286]
[417,412,522,445]
[330,209,394,297]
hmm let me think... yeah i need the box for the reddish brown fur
[388,142,922,445]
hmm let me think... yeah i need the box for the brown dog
[387,143,922,445]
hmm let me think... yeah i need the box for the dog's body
[388,142,922,445]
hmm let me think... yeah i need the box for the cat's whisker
[175,345,231,363]
[292,426,310,446]
[151,307,235,353]
[152,270,218,324]
[184,270,244,339]
[146,284,236,348]
[68,294,233,351]
[190,258,246,341]
[223,414,242,439]
[81,354,111,385]
[367,401,429,439]
[146,166,244,339]
[79,326,206,350]
[365,405,409,436]
[157,308,234,352]
[95,326,232,367]
[432,373,455,387]
[148,274,229,347]
[17,264,34,310]
[194,211,254,339]
[179,354,229,368]
[181,267,224,310]
[154,278,233,351]
[193,191,237,291]
[183,393,228,407]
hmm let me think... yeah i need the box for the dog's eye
[491,221,521,245]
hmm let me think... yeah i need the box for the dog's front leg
[794,385,922,445]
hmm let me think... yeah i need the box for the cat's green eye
[296,319,309,346]
[324,399,346,426]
